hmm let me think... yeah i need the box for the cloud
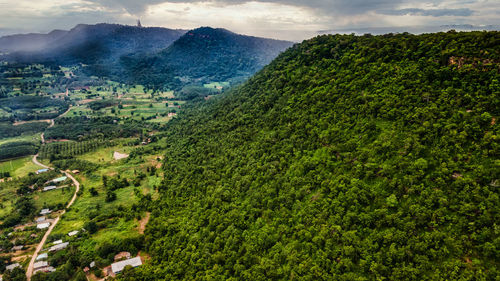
[0,0,498,41]
[380,7,474,17]
[85,0,410,16]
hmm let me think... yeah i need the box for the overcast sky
[0,0,498,40]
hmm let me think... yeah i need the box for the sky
[0,0,498,41]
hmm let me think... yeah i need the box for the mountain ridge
[121,31,500,280]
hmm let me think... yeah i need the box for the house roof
[34,266,56,274]
[43,186,57,191]
[49,242,69,252]
[6,263,20,270]
[40,209,52,215]
[37,223,50,229]
[68,230,79,236]
[34,261,49,269]
[36,253,48,261]
[36,216,46,222]
[53,240,63,245]
[52,176,67,183]
[111,257,142,274]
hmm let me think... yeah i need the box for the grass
[0,156,40,178]
[204,81,230,89]
[33,185,75,210]
[49,143,161,247]
[0,134,41,146]
[78,144,133,164]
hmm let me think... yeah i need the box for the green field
[0,156,40,178]
[50,143,159,246]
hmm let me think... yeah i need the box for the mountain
[0,29,68,52]
[1,23,186,65]
[124,31,499,280]
[118,27,294,89]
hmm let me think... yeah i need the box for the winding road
[26,121,80,280]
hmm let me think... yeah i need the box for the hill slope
[127,31,499,280]
[2,24,186,66]
[119,27,293,89]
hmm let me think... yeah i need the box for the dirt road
[26,156,80,280]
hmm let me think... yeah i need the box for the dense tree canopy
[121,31,499,280]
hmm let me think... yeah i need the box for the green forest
[119,31,500,280]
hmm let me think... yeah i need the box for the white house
[37,223,50,229]
[36,216,46,223]
[36,253,48,261]
[40,209,52,215]
[34,261,48,269]
[68,230,79,237]
[43,186,57,192]
[49,242,69,252]
[111,257,142,274]
[6,263,20,271]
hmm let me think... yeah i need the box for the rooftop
[37,222,50,229]
[52,176,67,183]
[111,257,142,274]
[49,242,69,252]
[36,253,48,261]
[40,209,52,215]
[34,261,49,269]
[6,263,20,271]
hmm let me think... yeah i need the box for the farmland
[0,61,187,279]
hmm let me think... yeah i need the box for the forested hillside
[119,27,293,89]
[125,31,499,280]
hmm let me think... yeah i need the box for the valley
[0,23,498,281]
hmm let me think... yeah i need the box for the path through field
[26,126,80,280]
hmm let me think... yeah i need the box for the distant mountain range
[319,24,500,35]
[0,24,293,90]
[0,24,186,64]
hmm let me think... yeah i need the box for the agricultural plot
[49,143,160,260]
[0,156,40,178]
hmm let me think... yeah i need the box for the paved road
[26,156,80,280]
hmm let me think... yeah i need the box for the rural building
[53,240,63,245]
[36,169,48,174]
[36,253,48,261]
[51,176,67,183]
[43,185,57,192]
[36,216,46,223]
[90,261,95,268]
[40,209,52,215]
[34,266,56,274]
[37,222,50,229]
[111,256,142,274]
[68,230,79,236]
[6,263,20,271]
[11,245,23,252]
[114,252,131,261]
[49,242,69,252]
[71,170,80,174]
[34,261,48,269]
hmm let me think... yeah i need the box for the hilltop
[0,25,293,90]
[119,27,294,89]
[122,31,500,280]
